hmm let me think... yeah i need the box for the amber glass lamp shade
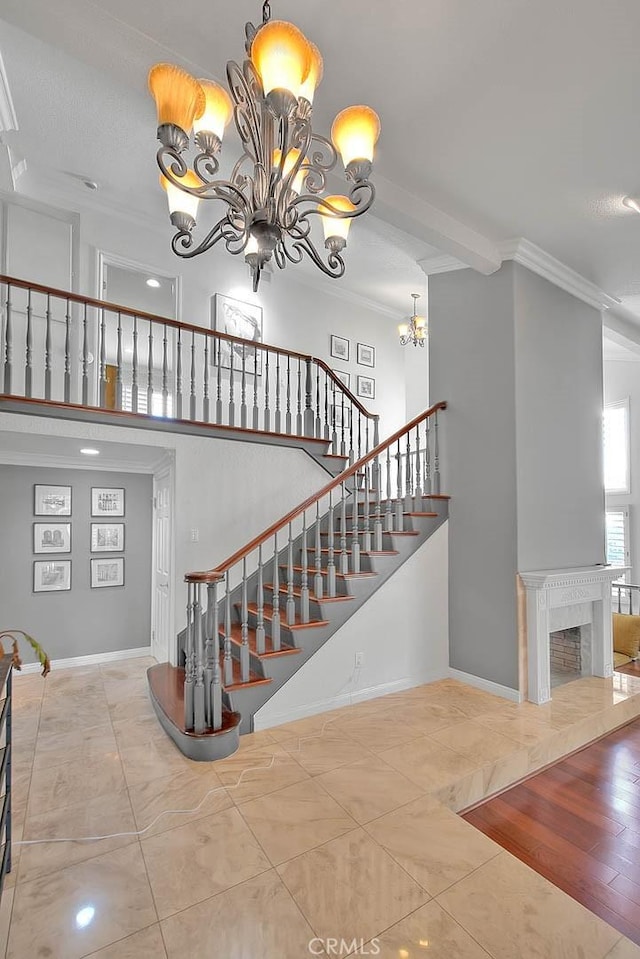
[251,20,311,96]
[298,42,323,104]
[331,105,381,166]
[320,195,356,243]
[273,148,305,194]
[148,63,205,133]
[193,80,233,139]
[160,170,201,222]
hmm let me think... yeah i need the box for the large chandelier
[148,2,381,292]
[398,293,428,347]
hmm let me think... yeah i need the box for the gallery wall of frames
[0,466,153,660]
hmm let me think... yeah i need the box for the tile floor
[3,658,640,957]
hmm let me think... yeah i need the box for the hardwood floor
[463,716,640,944]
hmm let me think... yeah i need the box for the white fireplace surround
[520,565,628,705]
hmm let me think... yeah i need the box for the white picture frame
[357,375,376,400]
[91,488,125,517]
[34,560,71,592]
[33,522,71,554]
[91,557,125,589]
[91,523,125,553]
[357,342,375,368]
[34,485,71,516]
[212,293,263,376]
[330,335,350,362]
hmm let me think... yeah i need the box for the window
[606,508,629,580]
[604,400,630,494]
[122,387,174,418]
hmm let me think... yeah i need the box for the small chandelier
[148,1,381,292]
[398,293,428,347]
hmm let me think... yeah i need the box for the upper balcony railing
[0,274,378,460]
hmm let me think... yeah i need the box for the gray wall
[514,265,606,570]
[429,264,520,690]
[0,466,152,660]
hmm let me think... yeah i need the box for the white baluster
[256,545,266,654]
[314,501,324,600]
[271,532,281,651]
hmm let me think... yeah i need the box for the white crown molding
[284,265,405,321]
[417,253,467,276]
[0,449,163,473]
[0,52,18,134]
[499,238,620,312]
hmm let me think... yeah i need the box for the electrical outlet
[355,652,364,668]
[190,528,199,543]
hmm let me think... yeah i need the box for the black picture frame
[330,334,350,362]
[357,375,376,400]
[357,342,375,368]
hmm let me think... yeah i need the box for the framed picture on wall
[357,342,375,368]
[357,375,376,400]
[330,335,350,362]
[91,557,125,588]
[34,560,71,592]
[34,485,71,516]
[91,523,125,553]
[91,488,125,517]
[329,403,352,430]
[212,293,263,376]
[33,523,71,554]
[332,368,351,389]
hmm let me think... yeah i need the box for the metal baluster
[433,409,441,494]
[228,339,235,425]
[175,328,183,419]
[351,473,361,574]
[363,464,372,552]
[24,289,32,398]
[314,501,323,599]
[64,298,71,403]
[193,582,205,734]
[374,452,383,551]
[287,521,296,626]
[296,358,303,434]
[147,323,154,414]
[618,587,622,614]
[372,416,381,492]
[241,343,247,428]
[327,491,336,597]
[81,303,89,405]
[275,352,281,432]
[357,412,362,461]
[161,322,168,415]
[304,358,314,436]
[331,378,338,453]
[272,531,281,651]
[184,582,195,729]
[99,306,108,407]
[300,511,310,623]
[285,356,292,434]
[256,545,266,654]
[240,558,250,681]
[116,313,123,410]
[203,335,210,422]
[395,440,403,530]
[2,284,11,394]
[132,316,139,413]
[190,330,197,420]
[385,446,393,532]
[365,419,370,459]
[253,344,260,429]
[324,371,330,440]
[340,483,349,574]
[224,571,234,686]
[405,430,412,511]
[207,580,222,730]
[263,350,270,431]
[44,294,52,400]
[341,391,347,457]
[414,423,422,509]
[216,337,223,423]
[315,364,322,438]
[425,418,431,499]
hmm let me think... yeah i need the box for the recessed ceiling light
[146,278,161,288]
[80,448,100,456]
[622,196,640,214]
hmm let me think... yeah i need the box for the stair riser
[277,567,351,596]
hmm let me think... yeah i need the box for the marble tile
[140,806,271,918]
[99,658,156,682]
[102,676,149,707]
[282,731,374,776]
[338,710,440,752]
[216,743,310,803]
[379,736,483,793]
[606,938,640,958]
[108,690,155,722]
[27,752,127,817]
[19,789,137,883]
[432,768,486,812]
[317,754,424,824]
[33,721,118,770]
[473,708,556,746]
[430,720,519,764]
[161,870,319,959]
[437,851,621,959]
[128,768,232,839]
[278,828,428,944]
[6,843,157,959]
[267,711,344,743]
[118,736,201,788]
[238,779,356,864]
[481,748,530,801]
[386,701,470,736]
[85,924,167,958]
[366,795,500,896]
[0,885,14,957]
[372,900,492,958]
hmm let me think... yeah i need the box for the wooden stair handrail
[185,401,447,583]
[0,273,375,420]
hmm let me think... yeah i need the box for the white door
[152,463,174,663]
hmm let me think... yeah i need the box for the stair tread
[280,565,378,580]
[246,602,330,629]
[218,622,300,658]
[265,584,355,603]
[320,530,419,537]
[309,547,400,556]
[217,651,272,691]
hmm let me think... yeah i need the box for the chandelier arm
[290,181,376,222]
[193,152,221,183]
[227,60,264,172]
[286,232,346,279]
[171,216,247,259]
[296,133,339,194]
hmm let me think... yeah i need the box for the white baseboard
[253,668,448,731]
[448,667,522,703]
[14,646,153,676]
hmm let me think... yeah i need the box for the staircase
[148,401,448,760]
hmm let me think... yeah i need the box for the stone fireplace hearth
[520,565,627,705]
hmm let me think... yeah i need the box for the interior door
[152,463,174,663]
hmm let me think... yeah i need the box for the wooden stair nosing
[279,564,378,580]
[217,651,273,691]
[244,602,330,630]
[308,547,400,557]
[264,583,355,603]
[320,529,419,538]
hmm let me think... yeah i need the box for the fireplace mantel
[519,565,628,705]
